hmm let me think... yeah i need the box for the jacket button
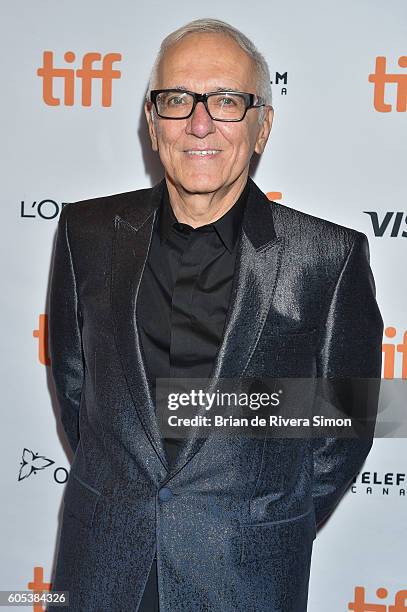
[158,487,173,501]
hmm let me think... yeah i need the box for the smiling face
[145,32,273,198]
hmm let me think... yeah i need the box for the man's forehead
[157,35,256,91]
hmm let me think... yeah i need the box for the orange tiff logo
[349,586,407,611]
[37,51,121,107]
[266,191,283,201]
[33,314,50,365]
[27,566,51,612]
[368,56,407,112]
[382,326,407,379]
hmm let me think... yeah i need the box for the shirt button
[158,487,173,501]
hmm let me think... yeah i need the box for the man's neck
[165,172,249,228]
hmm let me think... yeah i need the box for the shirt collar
[158,179,250,253]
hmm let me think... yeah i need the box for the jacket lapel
[167,179,284,478]
[111,181,168,469]
[111,177,284,477]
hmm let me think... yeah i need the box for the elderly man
[48,18,383,612]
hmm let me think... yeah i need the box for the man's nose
[186,101,216,138]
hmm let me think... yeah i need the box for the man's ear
[144,101,158,152]
[254,106,274,155]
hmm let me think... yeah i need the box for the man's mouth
[184,149,222,157]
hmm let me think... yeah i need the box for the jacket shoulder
[269,199,367,249]
[60,185,155,226]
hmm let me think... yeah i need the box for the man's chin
[170,175,226,196]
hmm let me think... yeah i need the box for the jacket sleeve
[49,203,84,455]
[312,232,383,527]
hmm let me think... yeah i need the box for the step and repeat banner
[1,1,405,610]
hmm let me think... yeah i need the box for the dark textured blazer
[48,177,383,612]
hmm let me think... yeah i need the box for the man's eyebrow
[212,87,242,92]
[171,85,242,92]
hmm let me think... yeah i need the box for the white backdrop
[1,1,406,610]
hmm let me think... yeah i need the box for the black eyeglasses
[149,89,266,122]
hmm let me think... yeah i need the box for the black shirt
[135,179,249,611]
[137,179,249,465]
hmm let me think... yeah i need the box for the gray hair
[145,18,272,123]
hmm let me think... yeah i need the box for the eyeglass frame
[149,88,267,122]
